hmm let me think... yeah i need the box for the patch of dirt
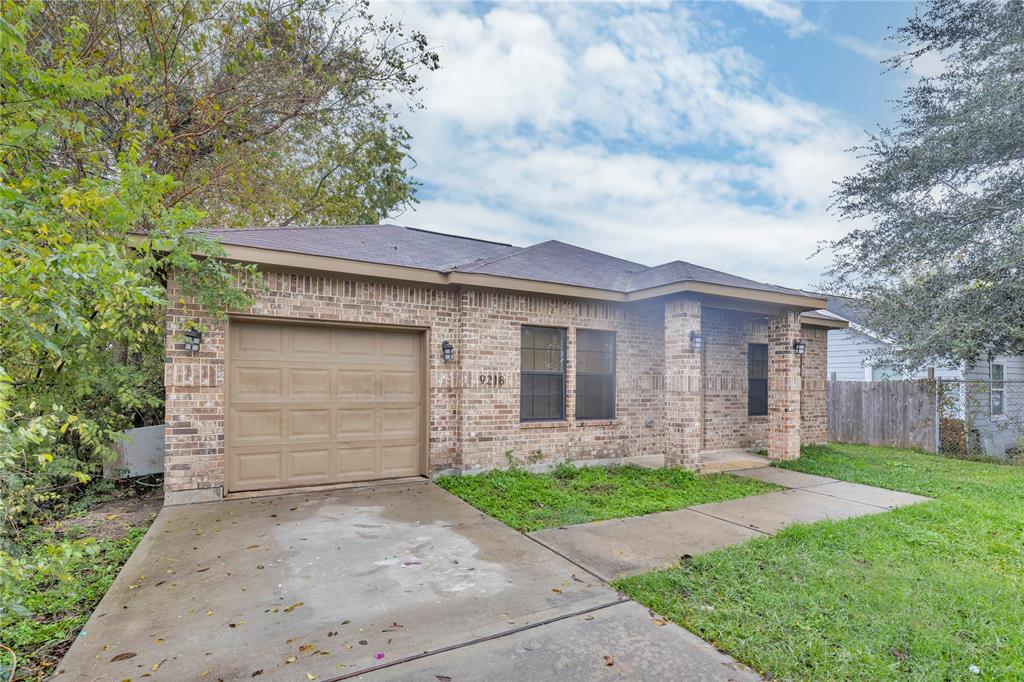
[55,487,163,541]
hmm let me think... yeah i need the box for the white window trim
[990,361,1005,418]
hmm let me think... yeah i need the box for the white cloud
[379,2,864,289]
[734,0,817,37]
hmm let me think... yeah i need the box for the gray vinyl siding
[828,328,962,382]
[827,328,877,381]
[961,355,1024,457]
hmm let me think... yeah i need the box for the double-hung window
[520,326,566,421]
[748,343,769,416]
[576,330,616,420]
[991,361,1005,416]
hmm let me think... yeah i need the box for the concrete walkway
[529,467,930,580]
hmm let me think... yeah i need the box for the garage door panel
[289,368,332,398]
[228,321,423,492]
[233,323,284,357]
[232,409,283,443]
[381,333,418,360]
[233,366,283,399]
[379,443,420,476]
[335,328,379,361]
[381,370,418,400]
[336,445,376,479]
[291,326,332,356]
[337,408,375,438]
[233,448,284,487]
[381,407,419,437]
[337,369,377,400]
[286,448,332,482]
[289,410,332,440]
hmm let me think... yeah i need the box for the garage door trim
[225,315,429,493]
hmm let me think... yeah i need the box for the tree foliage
[827,0,1024,370]
[30,0,438,227]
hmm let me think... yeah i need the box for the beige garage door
[227,321,423,492]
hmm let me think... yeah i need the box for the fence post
[934,377,941,454]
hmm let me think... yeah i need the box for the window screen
[576,330,615,419]
[748,343,768,416]
[521,326,566,421]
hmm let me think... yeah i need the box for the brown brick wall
[664,296,702,469]
[800,326,828,444]
[701,308,769,450]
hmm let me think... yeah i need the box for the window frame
[575,329,617,420]
[990,361,1005,417]
[520,325,567,422]
[747,343,769,417]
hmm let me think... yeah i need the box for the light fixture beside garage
[183,328,202,353]
[689,330,702,352]
[441,340,455,363]
[793,338,806,355]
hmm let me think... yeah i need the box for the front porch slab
[529,508,762,580]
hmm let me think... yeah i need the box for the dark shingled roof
[201,224,817,299]
[825,295,868,327]
[200,224,519,271]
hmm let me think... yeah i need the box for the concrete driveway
[56,481,755,681]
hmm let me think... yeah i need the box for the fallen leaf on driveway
[284,602,304,613]
[285,656,297,664]
[306,673,317,680]
[299,644,315,653]
[110,652,136,662]
[436,677,452,682]
[652,618,668,626]
[604,655,615,666]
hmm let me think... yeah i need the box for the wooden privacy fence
[827,379,936,452]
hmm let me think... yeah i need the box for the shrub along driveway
[617,444,1024,681]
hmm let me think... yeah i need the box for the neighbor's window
[748,343,768,416]
[576,329,616,420]
[990,361,1005,416]
[521,326,566,421]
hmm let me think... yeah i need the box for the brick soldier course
[163,225,846,504]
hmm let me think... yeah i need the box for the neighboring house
[162,224,847,504]
[826,295,1023,457]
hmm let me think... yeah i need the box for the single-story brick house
[163,225,846,504]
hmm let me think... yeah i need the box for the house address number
[479,373,506,387]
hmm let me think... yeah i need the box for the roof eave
[190,242,828,310]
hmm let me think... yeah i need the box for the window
[991,362,1005,416]
[576,330,616,419]
[521,326,566,421]
[748,343,768,416]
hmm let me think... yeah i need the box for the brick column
[768,310,802,461]
[664,296,702,469]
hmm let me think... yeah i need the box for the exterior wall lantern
[441,340,455,363]
[184,328,202,353]
[689,330,702,352]
[793,338,806,355]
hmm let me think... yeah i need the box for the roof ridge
[543,239,649,270]
[403,225,517,248]
[454,241,549,272]
[628,258,806,295]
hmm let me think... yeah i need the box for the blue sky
[380,1,934,289]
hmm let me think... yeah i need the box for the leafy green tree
[0,1,252,611]
[826,0,1024,370]
[30,0,438,227]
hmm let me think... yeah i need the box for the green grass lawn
[435,462,779,531]
[616,443,1024,681]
